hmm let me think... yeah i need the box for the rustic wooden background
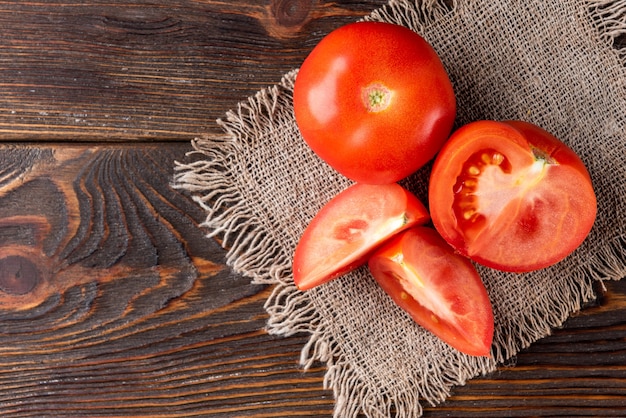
[0,1,625,416]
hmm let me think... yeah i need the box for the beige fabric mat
[175,0,626,416]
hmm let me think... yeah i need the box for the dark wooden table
[1,1,625,417]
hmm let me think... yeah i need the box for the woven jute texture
[175,0,626,416]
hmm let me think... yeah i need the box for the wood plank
[0,0,387,141]
[0,142,624,416]
[0,1,386,416]
[0,142,339,417]
[0,0,625,416]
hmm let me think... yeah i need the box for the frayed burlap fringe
[174,0,626,416]
[590,0,626,60]
[174,75,301,286]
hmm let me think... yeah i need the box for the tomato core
[453,148,552,250]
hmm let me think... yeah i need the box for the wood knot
[264,0,313,39]
[271,0,311,27]
[0,256,40,295]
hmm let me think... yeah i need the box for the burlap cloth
[174,0,626,416]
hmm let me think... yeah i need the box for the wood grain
[0,0,387,141]
[0,0,624,417]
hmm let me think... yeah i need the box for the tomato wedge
[293,183,430,290]
[368,226,494,357]
[429,120,597,272]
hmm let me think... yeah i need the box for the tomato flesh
[293,183,430,290]
[429,120,597,272]
[368,226,494,357]
[293,21,456,184]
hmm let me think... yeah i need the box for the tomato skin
[293,21,456,184]
[428,120,597,272]
[293,183,430,290]
[368,226,494,357]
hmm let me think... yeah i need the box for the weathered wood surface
[0,1,624,417]
[0,0,387,141]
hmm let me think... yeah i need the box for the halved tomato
[293,183,430,290]
[428,120,597,272]
[368,226,494,357]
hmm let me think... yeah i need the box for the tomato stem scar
[362,83,392,112]
[531,146,557,164]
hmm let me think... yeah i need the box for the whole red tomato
[428,120,597,272]
[293,21,456,184]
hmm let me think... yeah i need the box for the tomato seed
[492,152,504,165]
[463,209,476,220]
[464,179,477,188]
[453,149,511,229]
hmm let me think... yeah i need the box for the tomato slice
[293,183,430,290]
[429,120,597,272]
[368,226,494,357]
